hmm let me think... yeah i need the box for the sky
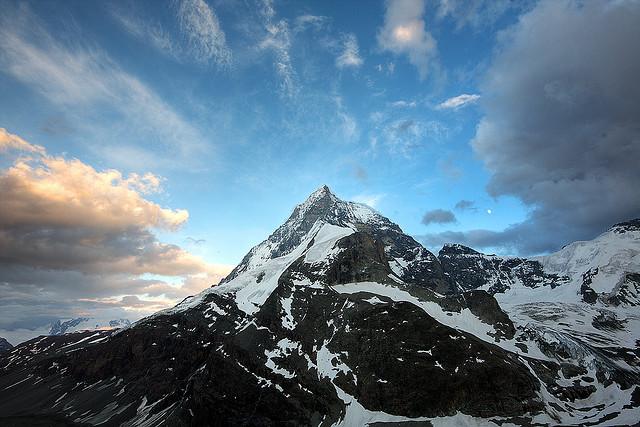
[1,0,639,341]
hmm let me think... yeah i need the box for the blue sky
[1,0,638,335]
[0,0,527,263]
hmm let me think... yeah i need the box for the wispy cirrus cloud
[0,128,45,155]
[113,0,231,67]
[436,0,516,31]
[373,118,447,157]
[437,93,480,110]
[0,5,210,168]
[377,0,437,79]
[258,0,298,99]
[293,14,328,33]
[112,11,182,62]
[177,0,232,66]
[390,100,417,108]
[336,33,363,69]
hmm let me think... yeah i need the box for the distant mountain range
[0,317,132,347]
[48,318,131,336]
[1,186,638,426]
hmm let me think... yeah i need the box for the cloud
[0,6,208,165]
[336,33,363,69]
[112,11,182,62]
[375,118,447,156]
[113,0,233,67]
[454,199,476,211]
[258,0,298,99]
[352,194,385,209]
[421,209,457,225]
[0,157,186,232]
[436,93,480,110]
[377,0,437,79]
[334,96,359,142]
[435,0,516,30]
[375,62,396,75]
[293,14,328,32]
[0,132,232,334]
[176,0,232,66]
[0,128,45,155]
[448,0,640,254]
[390,100,417,108]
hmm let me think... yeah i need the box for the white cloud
[375,62,396,75]
[377,0,437,79]
[177,0,231,66]
[377,119,447,156]
[293,14,328,32]
[336,33,363,69]
[258,0,298,98]
[113,1,231,67]
[352,193,385,209]
[112,11,182,62]
[390,100,417,108]
[437,93,480,109]
[334,96,359,142]
[0,7,209,164]
[436,0,515,30]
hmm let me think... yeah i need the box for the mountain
[49,318,132,336]
[0,338,12,354]
[0,318,133,347]
[1,186,639,426]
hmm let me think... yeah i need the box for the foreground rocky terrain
[1,186,638,426]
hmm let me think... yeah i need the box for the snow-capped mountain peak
[535,218,640,304]
[2,195,639,425]
[163,186,445,316]
[221,186,396,282]
[288,185,392,231]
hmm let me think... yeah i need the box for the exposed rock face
[0,188,638,426]
[600,272,640,306]
[438,244,569,294]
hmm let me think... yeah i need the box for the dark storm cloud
[422,209,457,226]
[431,0,640,255]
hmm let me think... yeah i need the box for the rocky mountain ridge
[0,186,638,426]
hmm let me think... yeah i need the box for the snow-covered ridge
[221,185,394,283]
[536,221,640,295]
[155,185,422,317]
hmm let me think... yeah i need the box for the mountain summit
[1,189,639,426]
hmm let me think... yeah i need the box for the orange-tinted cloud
[0,128,45,155]
[0,156,187,231]
[0,130,233,332]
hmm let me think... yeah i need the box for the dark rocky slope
[1,187,638,426]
